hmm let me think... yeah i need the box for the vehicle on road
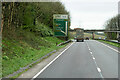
[85,37,89,40]
[74,28,84,42]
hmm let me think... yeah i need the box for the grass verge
[97,39,120,48]
[12,44,68,78]
[2,28,67,77]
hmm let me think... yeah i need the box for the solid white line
[96,40,120,53]
[31,42,75,79]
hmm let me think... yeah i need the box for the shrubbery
[34,24,53,37]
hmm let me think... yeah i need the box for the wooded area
[1,2,71,77]
[104,15,119,39]
[2,2,70,37]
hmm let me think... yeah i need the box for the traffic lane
[86,40,118,78]
[36,42,101,78]
[97,40,120,52]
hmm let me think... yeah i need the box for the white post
[66,21,67,36]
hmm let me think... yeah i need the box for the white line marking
[93,58,104,78]
[86,42,91,51]
[97,67,101,72]
[90,52,92,54]
[31,42,75,79]
[86,41,104,78]
[93,57,95,60]
[97,67,104,78]
[95,40,120,53]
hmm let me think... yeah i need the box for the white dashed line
[93,57,95,60]
[97,67,101,72]
[90,52,92,54]
[86,42,104,78]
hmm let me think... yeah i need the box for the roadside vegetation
[2,2,70,77]
[2,31,64,77]
[97,40,120,48]
[104,15,119,40]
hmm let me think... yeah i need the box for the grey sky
[61,0,119,29]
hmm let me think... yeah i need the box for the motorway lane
[86,40,118,78]
[35,40,118,78]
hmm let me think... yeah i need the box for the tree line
[104,15,119,39]
[2,2,70,37]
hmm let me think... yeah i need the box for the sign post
[118,2,120,42]
[53,14,68,37]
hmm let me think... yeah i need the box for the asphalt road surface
[34,40,118,78]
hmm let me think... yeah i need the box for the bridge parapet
[69,29,120,32]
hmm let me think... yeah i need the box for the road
[33,40,118,78]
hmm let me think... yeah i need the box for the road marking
[93,57,95,60]
[97,67,101,72]
[86,42,91,51]
[93,58,104,78]
[90,52,92,54]
[95,40,120,53]
[86,42,104,78]
[31,42,75,79]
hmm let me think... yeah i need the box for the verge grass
[97,40,120,48]
[2,28,65,77]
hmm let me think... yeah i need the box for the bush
[34,24,53,37]
[3,56,9,60]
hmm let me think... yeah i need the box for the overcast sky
[60,0,119,30]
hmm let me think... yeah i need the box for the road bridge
[84,30,120,32]
[69,29,120,32]
[69,29,120,39]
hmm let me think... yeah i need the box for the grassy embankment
[97,39,120,48]
[2,26,66,77]
[2,2,70,78]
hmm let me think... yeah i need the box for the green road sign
[53,14,68,37]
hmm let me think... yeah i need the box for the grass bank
[97,39,120,48]
[2,28,65,77]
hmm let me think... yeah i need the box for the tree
[2,2,71,39]
[104,15,119,39]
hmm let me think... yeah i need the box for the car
[85,37,89,40]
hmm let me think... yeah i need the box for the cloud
[61,0,119,29]
[61,0,119,3]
